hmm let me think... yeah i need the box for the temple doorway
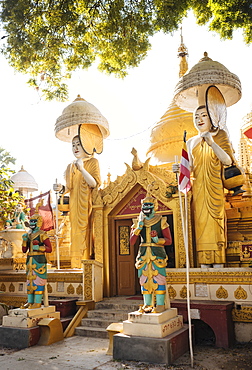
[115,219,140,296]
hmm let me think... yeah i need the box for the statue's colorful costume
[22,213,52,308]
[65,157,101,267]
[190,129,234,265]
[130,192,172,313]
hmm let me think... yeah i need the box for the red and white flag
[179,131,191,194]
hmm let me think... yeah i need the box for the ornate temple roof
[11,166,38,193]
[55,95,110,142]
[174,52,242,112]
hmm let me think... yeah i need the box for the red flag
[179,131,191,194]
[25,191,54,231]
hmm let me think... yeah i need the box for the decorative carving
[76,284,83,296]
[232,307,252,322]
[47,284,53,294]
[93,208,103,264]
[166,270,252,285]
[168,285,177,299]
[67,284,75,295]
[84,263,92,300]
[0,283,6,292]
[176,198,186,268]
[119,226,130,255]
[216,286,228,299]
[9,282,15,293]
[234,286,248,300]
[0,272,83,283]
[180,285,190,299]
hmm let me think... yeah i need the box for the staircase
[75,296,143,338]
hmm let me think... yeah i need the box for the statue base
[2,305,60,328]
[123,308,183,338]
[113,325,190,365]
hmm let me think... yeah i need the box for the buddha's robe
[190,129,234,265]
[65,157,101,268]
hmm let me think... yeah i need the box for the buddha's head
[194,105,218,134]
[72,135,90,159]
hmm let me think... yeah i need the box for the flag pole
[53,179,60,270]
[174,130,194,367]
[184,190,194,368]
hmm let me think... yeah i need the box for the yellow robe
[65,158,101,268]
[191,130,234,265]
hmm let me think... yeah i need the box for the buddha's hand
[75,158,84,171]
[172,163,180,173]
[201,131,214,146]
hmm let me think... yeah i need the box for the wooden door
[116,219,136,295]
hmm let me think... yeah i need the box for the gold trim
[166,270,252,285]
[232,307,252,322]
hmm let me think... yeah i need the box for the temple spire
[178,27,188,77]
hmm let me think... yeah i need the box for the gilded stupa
[147,35,197,163]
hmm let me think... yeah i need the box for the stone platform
[113,325,190,365]
[123,308,183,338]
[2,305,60,328]
[113,307,190,365]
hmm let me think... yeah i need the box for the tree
[0,148,16,168]
[0,0,251,101]
[0,150,24,226]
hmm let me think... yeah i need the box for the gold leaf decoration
[67,284,75,295]
[180,285,190,299]
[168,285,177,299]
[47,284,53,293]
[84,264,92,300]
[0,283,6,292]
[216,286,228,299]
[234,286,247,300]
[76,284,83,296]
[9,283,15,293]
[232,307,252,322]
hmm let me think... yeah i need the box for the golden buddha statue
[187,86,236,268]
[63,135,101,268]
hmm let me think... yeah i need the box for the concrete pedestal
[2,306,60,328]
[0,326,40,349]
[113,325,190,365]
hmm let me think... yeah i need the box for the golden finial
[178,27,188,77]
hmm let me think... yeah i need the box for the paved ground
[0,336,252,370]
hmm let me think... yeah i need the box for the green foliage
[0,148,16,168]
[0,0,251,101]
[0,150,24,225]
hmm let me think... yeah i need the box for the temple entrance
[115,219,140,296]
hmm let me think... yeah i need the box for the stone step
[75,326,108,339]
[87,309,129,321]
[95,300,141,312]
[81,317,114,329]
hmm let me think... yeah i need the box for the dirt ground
[1,342,252,370]
[106,343,252,370]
